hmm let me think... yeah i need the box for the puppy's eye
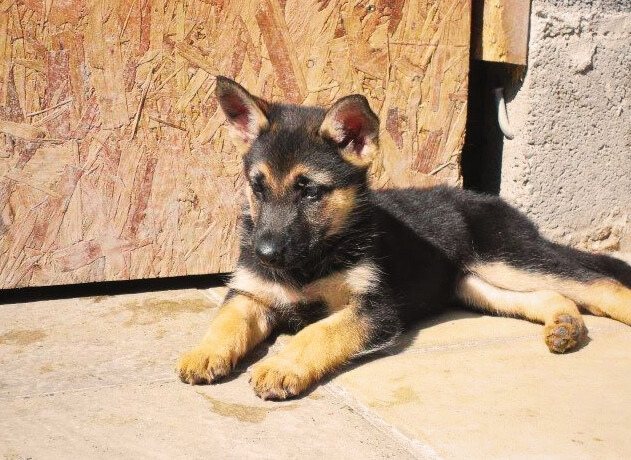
[303,185,322,200]
[295,176,309,189]
[295,176,323,201]
[250,176,265,198]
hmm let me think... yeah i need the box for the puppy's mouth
[256,257,285,269]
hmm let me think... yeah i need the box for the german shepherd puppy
[178,76,631,400]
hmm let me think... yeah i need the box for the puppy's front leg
[250,306,370,400]
[178,291,273,384]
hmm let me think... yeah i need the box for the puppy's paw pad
[545,314,587,353]
[249,358,310,400]
[177,348,232,385]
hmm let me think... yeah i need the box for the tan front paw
[249,357,313,400]
[177,347,232,384]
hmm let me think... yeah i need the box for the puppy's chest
[228,263,378,312]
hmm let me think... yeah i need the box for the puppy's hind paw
[544,314,587,353]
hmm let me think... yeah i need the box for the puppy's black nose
[255,237,283,266]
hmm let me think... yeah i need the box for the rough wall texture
[501,0,631,251]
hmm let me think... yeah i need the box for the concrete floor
[1,284,631,459]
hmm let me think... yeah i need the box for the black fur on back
[218,76,631,348]
[240,181,631,331]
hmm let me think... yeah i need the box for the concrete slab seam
[324,382,443,460]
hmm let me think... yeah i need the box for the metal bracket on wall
[494,87,514,140]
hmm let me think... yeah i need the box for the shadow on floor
[220,308,488,400]
[0,273,229,305]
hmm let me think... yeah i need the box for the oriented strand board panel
[0,0,470,289]
[472,0,531,65]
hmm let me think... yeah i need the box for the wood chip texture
[0,0,470,289]
[472,0,530,65]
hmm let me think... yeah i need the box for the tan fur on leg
[250,306,368,400]
[178,293,272,384]
[471,262,631,325]
[572,280,631,325]
[457,275,587,353]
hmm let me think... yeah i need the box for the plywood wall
[0,0,470,289]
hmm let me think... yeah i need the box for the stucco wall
[501,0,631,251]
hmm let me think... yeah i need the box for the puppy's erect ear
[319,95,380,168]
[215,76,269,144]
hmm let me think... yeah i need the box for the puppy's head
[216,76,379,271]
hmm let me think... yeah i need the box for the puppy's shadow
[218,318,420,384]
[217,308,593,398]
[316,309,479,390]
[219,331,283,383]
[223,309,475,398]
